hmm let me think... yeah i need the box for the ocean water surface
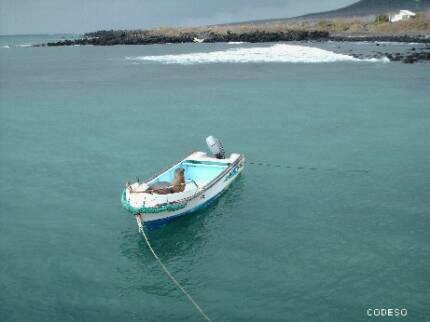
[1,36,429,321]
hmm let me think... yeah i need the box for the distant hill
[223,0,430,25]
[296,0,430,20]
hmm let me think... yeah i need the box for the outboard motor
[206,136,225,159]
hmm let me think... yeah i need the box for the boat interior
[150,159,229,191]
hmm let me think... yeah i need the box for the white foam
[228,41,245,44]
[126,44,388,64]
[375,41,421,45]
[2,45,10,49]
[16,44,32,48]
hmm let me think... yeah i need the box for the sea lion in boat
[145,181,171,194]
[171,168,185,193]
[146,168,185,194]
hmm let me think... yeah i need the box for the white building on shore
[389,10,416,23]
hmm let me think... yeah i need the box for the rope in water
[247,161,370,174]
[136,216,212,322]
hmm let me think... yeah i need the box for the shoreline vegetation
[37,12,430,63]
[41,11,430,46]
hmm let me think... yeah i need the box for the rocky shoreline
[36,29,430,64]
[350,49,430,64]
[41,29,330,46]
[41,30,430,47]
[330,34,430,63]
[328,34,430,43]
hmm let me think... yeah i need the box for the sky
[0,0,358,35]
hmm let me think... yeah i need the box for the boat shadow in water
[118,175,246,295]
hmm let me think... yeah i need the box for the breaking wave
[126,44,389,64]
[1,43,33,49]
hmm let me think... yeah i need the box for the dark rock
[328,35,430,44]
[37,29,330,47]
[403,56,417,64]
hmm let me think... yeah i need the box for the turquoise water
[1,36,429,321]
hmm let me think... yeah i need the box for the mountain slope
[225,0,430,25]
[295,0,430,20]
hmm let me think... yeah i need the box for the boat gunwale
[197,155,243,194]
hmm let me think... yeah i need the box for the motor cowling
[206,136,225,159]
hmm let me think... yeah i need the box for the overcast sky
[0,0,358,35]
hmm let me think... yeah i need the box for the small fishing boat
[121,136,245,227]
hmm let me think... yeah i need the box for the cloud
[0,0,357,34]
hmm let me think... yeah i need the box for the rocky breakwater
[385,48,430,63]
[350,43,430,63]
[329,34,430,44]
[41,29,329,46]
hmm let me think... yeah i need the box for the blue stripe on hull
[144,186,228,229]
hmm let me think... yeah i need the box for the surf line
[136,216,212,322]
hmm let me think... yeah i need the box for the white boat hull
[122,152,245,227]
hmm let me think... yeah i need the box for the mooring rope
[247,161,370,174]
[136,216,212,322]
